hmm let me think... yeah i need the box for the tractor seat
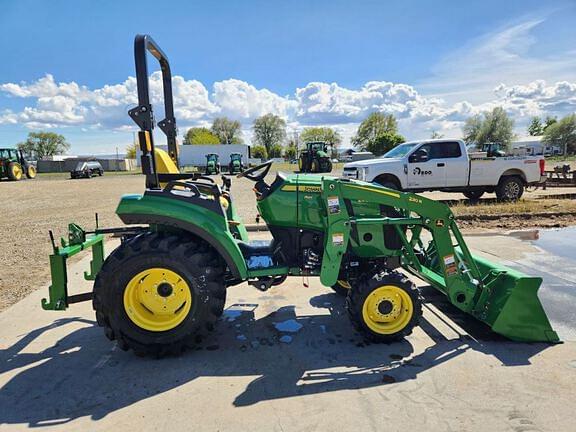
[236,240,275,256]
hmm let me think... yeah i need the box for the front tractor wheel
[347,271,421,343]
[26,165,37,179]
[93,232,226,356]
[331,280,351,296]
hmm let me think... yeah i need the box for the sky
[0,0,575,154]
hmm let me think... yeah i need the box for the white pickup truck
[342,139,546,201]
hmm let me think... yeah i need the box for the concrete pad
[1,234,576,431]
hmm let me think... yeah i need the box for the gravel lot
[1,167,575,311]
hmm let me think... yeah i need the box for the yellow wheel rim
[123,267,192,332]
[11,164,22,180]
[362,285,413,335]
[337,280,351,289]
[27,166,37,178]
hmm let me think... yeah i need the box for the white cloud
[1,75,575,146]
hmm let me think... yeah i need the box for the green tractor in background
[205,153,221,175]
[229,152,244,174]
[0,148,37,181]
[298,141,333,173]
[42,35,558,357]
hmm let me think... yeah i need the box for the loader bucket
[459,252,559,343]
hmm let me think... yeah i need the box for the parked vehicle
[70,161,104,179]
[0,148,37,181]
[298,142,333,173]
[343,139,546,201]
[228,152,243,174]
[205,153,220,175]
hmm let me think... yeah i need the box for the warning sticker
[443,254,457,276]
[332,233,344,246]
[327,196,340,214]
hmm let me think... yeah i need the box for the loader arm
[320,178,558,343]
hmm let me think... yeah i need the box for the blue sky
[0,0,575,153]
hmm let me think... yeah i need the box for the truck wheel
[347,271,421,343]
[496,176,524,201]
[323,159,333,173]
[7,162,23,181]
[331,280,351,296]
[463,190,484,200]
[93,232,226,357]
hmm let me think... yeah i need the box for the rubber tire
[7,162,23,181]
[463,190,484,200]
[93,232,226,357]
[495,176,524,201]
[323,159,333,173]
[99,170,103,176]
[26,165,37,179]
[311,159,320,173]
[331,281,350,297]
[346,271,421,343]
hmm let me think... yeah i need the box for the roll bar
[128,34,179,189]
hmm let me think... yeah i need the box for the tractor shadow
[0,291,553,427]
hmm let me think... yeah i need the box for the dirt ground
[1,169,575,311]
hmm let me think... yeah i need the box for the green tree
[268,143,283,158]
[528,117,543,136]
[183,127,220,145]
[462,107,515,150]
[543,114,576,155]
[252,114,286,154]
[528,116,557,136]
[544,116,557,131]
[462,114,483,144]
[251,145,268,159]
[352,113,404,155]
[126,142,138,159]
[370,131,406,155]
[430,130,444,139]
[284,140,297,160]
[17,132,70,159]
[211,117,243,144]
[300,127,342,147]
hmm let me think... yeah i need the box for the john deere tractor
[42,35,558,357]
[298,141,333,173]
[205,153,220,175]
[0,148,37,181]
[229,152,243,174]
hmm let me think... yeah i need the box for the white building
[511,136,562,156]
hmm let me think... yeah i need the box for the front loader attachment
[461,253,559,343]
[324,179,559,343]
[412,225,559,343]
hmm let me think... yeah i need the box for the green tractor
[205,153,220,175]
[298,141,333,173]
[229,152,244,174]
[42,35,558,357]
[0,148,37,181]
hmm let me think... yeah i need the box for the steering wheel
[237,160,273,182]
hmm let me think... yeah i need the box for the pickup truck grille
[342,167,358,179]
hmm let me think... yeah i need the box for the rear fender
[116,193,248,280]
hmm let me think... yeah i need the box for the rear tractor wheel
[7,162,23,181]
[347,271,421,343]
[93,232,226,356]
